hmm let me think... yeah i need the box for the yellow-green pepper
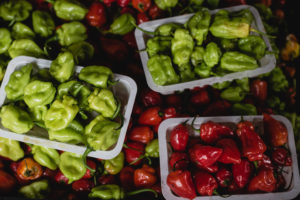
[0,28,12,54]
[56,21,87,46]
[8,39,45,58]
[32,10,55,38]
[154,23,182,37]
[50,51,75,82]
[19,180,49,199]
[32,145,60,170]
[220,51,258,72]
[11,22,35,39]
[104,152,125,175]
[67,41,94,64]
[78,65,113,88]
[238,35,266,59]
[107,13,136,35]
[53,0,88,21]
[0,0,32,22]
[0,137,24,161]
[203,42,222,68]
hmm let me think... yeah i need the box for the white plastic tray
[158,115,300,200]
[135,5,276,95]
[0,56,137,160]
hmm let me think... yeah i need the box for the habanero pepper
[154,0,178,11]
[216,138,241,164]
[232,159,253,188]
[170,123,189,151]
[11,22,35,40]
[0,170,16,193]
[53,0,88,21]
[0,137,24,161]
[220,86,246,102]
[56,21,87,47]
[0,28,12,54]
[132,0,151,13]
[106,13,136,35]
[98,174,117,185]
[82,159,97,179]
[248,168,276,192]
[31,145,60,170]
[16,158,43,181]
[169,152,189,170]
[220,51,258,72]
[250,79,268,102]
[124,141,144,165]
[189,144,223,168]
[163,107,177,119]
[271,147,292,166]
[238,35,266,59]
[256,154,274,170]
[216,167,232,187]
[145,139,159,158]
[8,39,45,58]
[232,103,257,115]
[138,106,163,126]
[72,178,94,192]
[134,164,157,188]
[128,126,154,144]
[198,121,234,144]
[140,89,162,107]
[104,152,125,175]
[32,10,55,38]
[120,166,135,191]
[194,171,218,196]
[0,0,32,22]
[86,2,107,27]
[18,179,49,199]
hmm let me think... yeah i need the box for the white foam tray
[158,115,300,200]
[0,56,137,160]
[135,5,276,95]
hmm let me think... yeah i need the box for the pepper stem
[130,21,155,35]
[114,114,124,130]
[129,155,145,165]
[191,116,200,132]
[250,28,276,39]
[108,79,119,86]
[82,147,96,173]
[126,188,158,198]
[112,98,122,120]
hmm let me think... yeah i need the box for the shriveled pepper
[198,121,234,144]
[232,103,257,115]
[106,13,136,35]
[145,139,159,158]
[19,179,49,199]
[220,51,258,72]
[0,28,12,54]
[8,39,45,58]
[134,164,157,188]
[0,137,24,161]
[248,168,276,192]
[232,159,253,188]
[189,144,223,168]
[79,65,113,88]
[194,171,218,196]
[53,0,88,21]
[67,41,94,64]
[155,23,182,37]
[32,145,60,170]
[0,104,33,134]
[191,46,205,67]
[16,157,43,181]
[56,21,87,46]
[11,22,35,40]
[203,42,222,67]
[50,51,75,82]
[32,10,55,38]
[146,36,171,57]
[154,0,178,10]
[220,86,246,102]
[147,55,179,85]
[238,35,266,59]
[104,152,125,175]
[0,0,32,22]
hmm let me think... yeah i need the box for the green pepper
[203,42,222,68]
[220,51,258,72]
[154,0,178,10]
[104,152,124,175]
[146,36,172,57]
[53,0,88,21]
[220,86,245,102]
[190,0,204,6]
[219,38,237,51]
[85,115,120,151]
[145,139,159,158]
[19,179,49,199]
[238,35,266,59]
[154,23,182,37]
[24,80,56,108]
[267,96,286,112]
[0,0,32,22]
[0,137,24,161]
[78,65,113,88]
[194,62,212,78]
[231,9,254,25]
[171,29,194,66]
[232,103,257,115]
[147,54,180,86]
[32,145,60,170]
[0,104,33,134]
[0,64,5,82]
[44,95,79,131]
[67,41,94,64]
[235,77,249,92]
[48,120,85,144]
[30,105,47,127]
[11,22,35,39]
[107,13,136,35]
[0,28,12,54]
[50,51,75,82]
[32,10,55,38]
[267,67,288,92]
[8,39,45,58]
[191,46,205,67]
[178,63,195,82]
[186,8,211,45]
[56,21,87,46]
[212,81,231,90]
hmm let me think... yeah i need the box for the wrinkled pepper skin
[88,184,125,200]
[104,152,125,175]
[32,10,55,38]
[19,179,49,199]
[146,36,171,57]
[50,51,75,82]
[85,115,120,151]
[232,159,253,188]
[189,144,223,168]
[203,42,222,67]
[59,152,86,184]
[147,54,179,85]
[155,23,182,37]
[232,103,257,115]
[220,51,258,72]
[79,65,113,88]
[12,22,35,40]
[8,39,45,58]
[0,28,12,54]
[0,104,33,134]
[44,96,79,131]
[145,139,159,158]
[194,62,212,78]
[220,86,246,102]
[194,171,218,196]
[238,35,266,59]
[236,77,250,92]
[32,145,60,170]
[186,9,211,45]
[56,21,87,46]
[24,80,56,108]
[178,63,195,82]
[54,0,88,21]
[216,138,241,164]
[0,137,24,161]
[17,157,43,181]
[199,121,234,144]
[0,0,32,22]
[107,13,136,35]
[191,46,205,67]
[154,0,178,10]
[248,168,276,192]
[5,63,32,100]
[271,147,292,166]
[67,41,94,64]
[134,164,157,188]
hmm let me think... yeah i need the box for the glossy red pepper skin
[250,79,268,102]
[194,171,218,196]
[203,100,231,116]
[128,126,154,144]
[189,144,223,168]
[257,154,274,170]
[86,2,107,27]
[200,121,234,144]
[170,124,189,151]
[264,114,288,147]
[248,168,276,192]
[120,6,136,16]
[199,163,219,173]
[271,147,292,166]
[137,12,149,24]
[140,89,162,107]
[82,159,96,179]
[132,0,151,13]
[167,170,196,199]
[124,142,145,165]
[71,179,94,192]
[169,152,189,170]
[190,89,210,106]
[99,36,129,63]
[43,168,57,180]
[216,167,232,187]
[232,159,253,189]
[163,107,177,120]
[216,138,241,164]
[134,164,157,188]
[138,106,163,126]
[54,170,69,184]
[120,166,135,191]
[117,0,130,7]
[237,121,254,132]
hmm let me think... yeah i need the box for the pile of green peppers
[146,8,267,86]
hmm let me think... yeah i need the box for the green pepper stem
[126,188,158,198]
[115,114,124,130]
[82,147,96,173]
[112,98,122,120]
[191,116,200,132]
[129,155,145,165]
[108,79,119,86]
[250,28,276,39]
[123,144,143,153]
[130,21,155,35]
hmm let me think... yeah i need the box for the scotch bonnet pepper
[56,21,87,46]
[0,28,12,54]
[32,10,55,38]
[104,152,125,175]
[8,39,45,58]
[232,103,257,115]
[30,105,47,125]
[67,41,94,64]
[19,179,49,199]
[238,35,266,59]
[220,86,246,102]
[107,13,136,35]
[54,0,88,21]
[191,46,205,67]
[79,65,113,88]
[145,139,159,158]
[50,51,75,82]
[154,0,178,10]
[220,51,258,72]
[0,0,32,22]
[32,145,60,170]
[204,42,222,68]
[11,22,35,40]
[155,23,182,37]
[146,36,172,57]
[0,137,24,161]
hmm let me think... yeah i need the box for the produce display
[0,0,299,200]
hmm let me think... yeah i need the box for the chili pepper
[54,170,69,184]
[72,178,94,192]
[220,86,246,102]
[106,13,136,35]
[220,51,258,72]
[232,103,257,115]
[199,163,219,173]
[0,170,16,193]
[128,126,154,144]
[132,0,151,13]
[190,89,210,106]
[82,159,96,179]
[0,137,24,161]
[148,4,164,20]
[134,164,157,187]
[216,167,232,187]
[31,145,60,170]
[0,0,32,22]
[271,147,292,166]
[232,159,253,188]
[219,38,237,50]
[117,0,130,7]
[137,13,149,24]
[228,180,242,193]
[53,0,88,21]
[120,166,135,191]
[155,23,182,37]
[189,144,223,168]
[194,62,212,78]
[146,36,171,57]
[124,141,144,165]
[263,113,288,147]
[203,42,222,68]
[122,32,137,48]
[98,174,117,185]
[11,22,35,39]
[154,0,178,10]
[170,123,189,151]
[68,41,94,65]
[191,46,205,67]
[268,67,288,93]
[178,63,195,82]
[163,107,177,119]
[19,179,49,199]
[238,35,266,59]
[199,121,234,144]
[250,79,267,102]
[216,138,241,164]
[145,139,159,158]
[0,28,12,54]
[56,21,87,46]
[203,100,231,116]
[86,2,106,27]
[236,77,250,92]
[237,120,254,131]
[248,168,276,192]
[138,106,163,126]
[79,65,113,88]
[169,152,189,170]
[165,94,182,108]
[281,34,300,61]
[167,170,196,199]
[194,171,218,196]
[32,10,55,38]
[17,158,43,181]
[43,168,57,180]
[104,152,125,175]
[256,154,274,170]
[141,89,162,107]
[8,39,45,58]
[49,51,75,82]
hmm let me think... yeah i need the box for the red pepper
[97,175,116,185]
[199,163,219,173]
[194,171,218,196]
[134,164,157,188]
[228,180,243,193]
[167,170,196,199]
[128,126,154,144]
[203,100,231,116]
[124,141,145,165]
[71,179,94,192]
[216,167,232,187]
[248,168,276,192]
[271,147,292,166]
[170,123,189,151]
[122,32,137,49]
[132,0,151,13]
[0,160,3,169]
[137,12,149,24]
[120,166,135,191]
[82,159,96,179]
[140,89,162,107]
[55,170,69,184]
[216,138,241,164]
[256,154,274,170]
[189,144,223,168]
[250,79,268,103]
[163,107,177,120]
[237,120,254,132]
[16,158,43,181]
[138,106,163,126]
[120,6,136,16]
[148,4,164,19]
[99,36,129,63]
[190,89,210,106]
[132,103,143,115]
[117,0,130,7]
[43,168,57,180]
[232,159,253,188]
[151,183,162,194]
[86,2,107,27]
[199,121,234,144]
[165,93,182,107]
[169,152,189,170]
[263,113,288,147]
[103,0,116,7]
[0,170,16,193]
